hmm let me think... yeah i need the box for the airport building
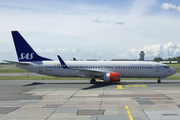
[139,51,145,61]
[112,51,145,61]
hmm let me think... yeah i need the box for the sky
[1,0,180,62]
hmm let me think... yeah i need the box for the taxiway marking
[117,85,147,89]
[124,85,147,87]
[117,85,124,89]
[125,106,133,120]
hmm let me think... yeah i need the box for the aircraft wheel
[157,79,161,83]
[90,79,96,84]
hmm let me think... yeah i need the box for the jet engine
[103,73,121,82]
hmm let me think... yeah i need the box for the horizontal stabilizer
[3,60,30,65]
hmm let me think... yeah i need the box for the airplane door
[38,65,43,73]
[156,65,160,72]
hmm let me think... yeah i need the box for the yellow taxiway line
[117,85,124,89]
[125,106,133,120]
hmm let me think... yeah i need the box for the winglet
[73,57,76,61]
[57,55,69,69]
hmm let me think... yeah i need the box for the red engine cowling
[103,73,121,82]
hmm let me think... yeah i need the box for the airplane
[4,31,176,84]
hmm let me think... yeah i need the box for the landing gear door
[156,65,160,72]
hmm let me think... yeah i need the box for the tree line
[153,56,180,61]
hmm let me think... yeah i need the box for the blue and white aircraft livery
[5,31,176,84]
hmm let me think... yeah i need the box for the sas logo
[19,53,35,60]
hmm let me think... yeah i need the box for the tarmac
[0,79,180,120]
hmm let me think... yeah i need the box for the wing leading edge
[57,55,109,77]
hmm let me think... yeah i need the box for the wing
[57,55,110,78]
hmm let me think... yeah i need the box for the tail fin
[12,31,53,62]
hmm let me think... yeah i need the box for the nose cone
[170,68,176,75]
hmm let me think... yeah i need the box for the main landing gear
[157,78,161,83]
[90,78,96,84]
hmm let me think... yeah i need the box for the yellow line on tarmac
[125,106,133,120]
[117,85,123,89]
[124,85,147,87]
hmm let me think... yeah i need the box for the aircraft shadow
[81,82,121,90]
[23,81,180,90]
[23,82,122,90]
[23,82,91,86]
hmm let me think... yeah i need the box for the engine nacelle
[103,73,121,82]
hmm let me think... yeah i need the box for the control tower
[139,51,145,61]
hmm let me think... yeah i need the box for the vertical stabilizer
[12,31,53,62]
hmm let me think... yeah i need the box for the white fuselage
[17,61,176,79]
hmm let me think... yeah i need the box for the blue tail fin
[12,31,53,62]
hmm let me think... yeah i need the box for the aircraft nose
[171,68,176,75]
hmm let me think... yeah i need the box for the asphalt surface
[0,80,180,120]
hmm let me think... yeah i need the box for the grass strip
[0,69,29,73]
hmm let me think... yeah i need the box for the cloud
[34,43,180,60]
[92,19,102,23]
[117,42,180,60]
[92,19,110,23]
[115,22,124,25]
[72,47,79,53]
[161,3,180,11]
[1,0,180,62]
[143,11,155,15]
[1,42,180,62]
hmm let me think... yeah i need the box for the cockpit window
[164,66,169,68]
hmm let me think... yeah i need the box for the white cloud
[1,0,180,62]
[92,19,102,23]
[117,42,180,60]
[72,47,79,53]
[115,22,124,25]
[161,3,180,11]
[1,42,180,62]
[92,19,110,23]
